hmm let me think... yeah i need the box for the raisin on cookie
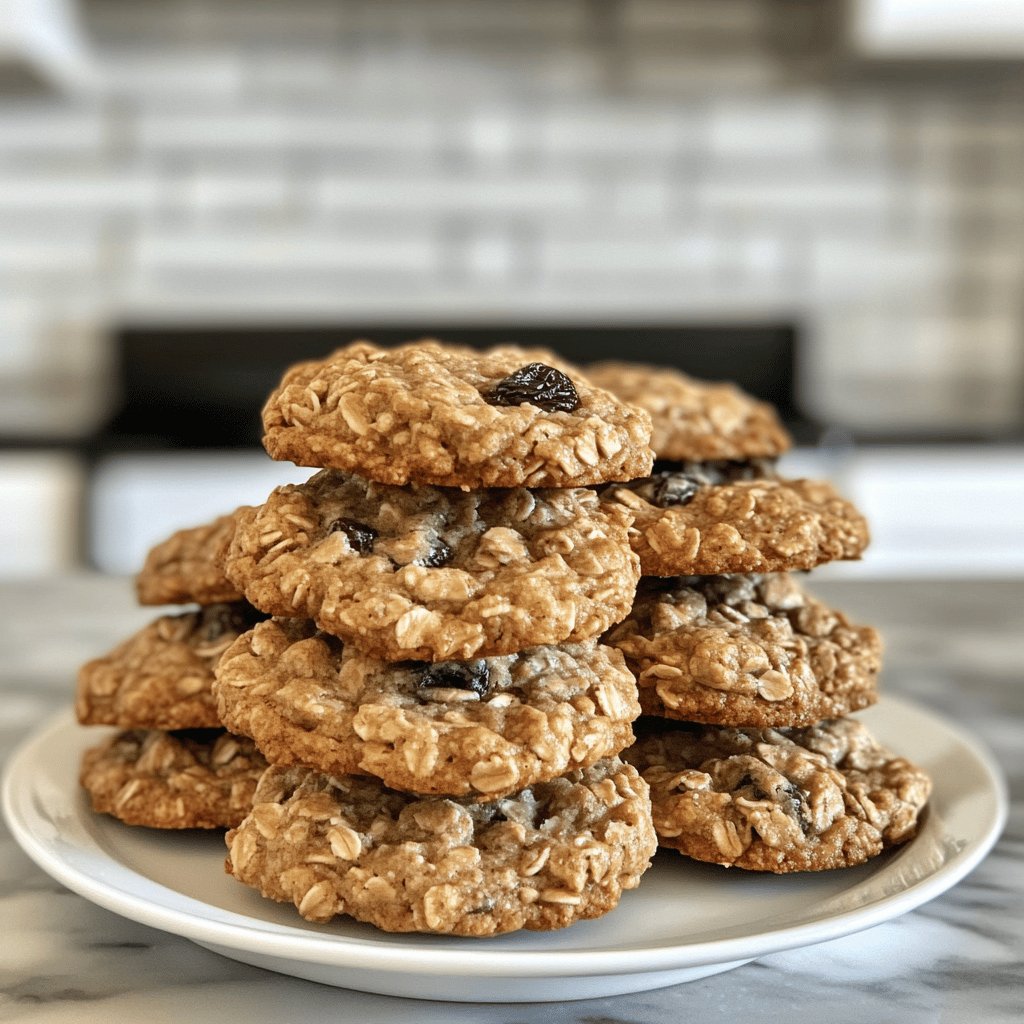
[261,340,654,489]
[136,510,249,606]
[626,718,930,872]
[223,470,640,661]
[226,758,655,934]
[604,462,868,576]
[215,618,640,799]
[605,574,880,729]
[77,602,266,731]
[586,362,791,463]
[80,729,267,830]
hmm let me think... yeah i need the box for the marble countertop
[1,575,1020,1024]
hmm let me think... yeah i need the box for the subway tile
[330,43,604,100]
[136,108,440,154]
[460,231,521,282]
[0,302,41,374]
[620,0,764,35]
[698,170,894,221]
[808,237,956,303]
[537,229,794,289]
[0,170,160,213]
[86,0,344,45]
[313,172,593,217]
[0,233,102,276]
[158,173,294,221]
[533,103,689,159]
[94,46,246,99]
[189,0,345,43]
[132,227,440,276]
[0,103,106,158]
[623,48,778,94]
[82,0,199,44]
[340,0,589,38]
[242,49,346,98]
[706,96,830,160]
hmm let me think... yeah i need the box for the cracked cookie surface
[225,757,655,934]
[605,467,868,576]
[605,574,880,728]
[215,618,640,798]
[587,362,791,462]
[223,470,640,661]
[80,729,267,829]
[626,718,930,872]
[77,602,266,730]
[261,340,654,488]
[136,511,247,606]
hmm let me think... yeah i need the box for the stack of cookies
[212,341,660,935]
[590,363,932,873]
[76,512,268,830]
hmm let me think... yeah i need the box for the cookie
[223,470,640,661]
[226,757,655,934]
[80,729,267,829]
[605,574,880,728]
[76,603,267,731]
[261,340,654,488]
[586,362,791,462]
[604,462,869,576]
[626,718,931,872]
[136,511,248,606]
[215,618,640,799]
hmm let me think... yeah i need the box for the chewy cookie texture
[214,618,640,799]
[136,510,247,606]
[223,470,640,661]
[261,340,655,488]
[77,602,266,731]
[605,573,881,729]
[80,729,267,830]
[605,471,870,577]
[627,718,931,873]
[586,361,791,463]
[226,758,656,935]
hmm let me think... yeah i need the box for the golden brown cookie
[604,463,868,576]
[261,340,654,488]
[136,511,248,606]
[226,758,655,934]
[605,574,880,728]
[626,718,930,872]
[587,361,791,462]
[223,470,640,661]
[215,618,640,799]
[76,603,266,731]
[79,729,267,829]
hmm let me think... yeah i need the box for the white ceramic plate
[2,697,1006,1003]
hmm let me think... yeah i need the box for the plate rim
[2,696,1008,980]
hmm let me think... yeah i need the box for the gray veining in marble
[1,575,1021,1023]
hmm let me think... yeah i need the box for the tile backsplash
[2,0,1023,442]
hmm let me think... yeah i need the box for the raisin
[652,472,700,508]
[486,362,580,413]
[419,660,490,697]
[417,539,453,568]
[736,773,770,801]
[200,602,264,642]
[781,781,812,835]
[328,517,377,555]
[173,728,223,743]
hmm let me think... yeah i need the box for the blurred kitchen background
[2,0,1023,580]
